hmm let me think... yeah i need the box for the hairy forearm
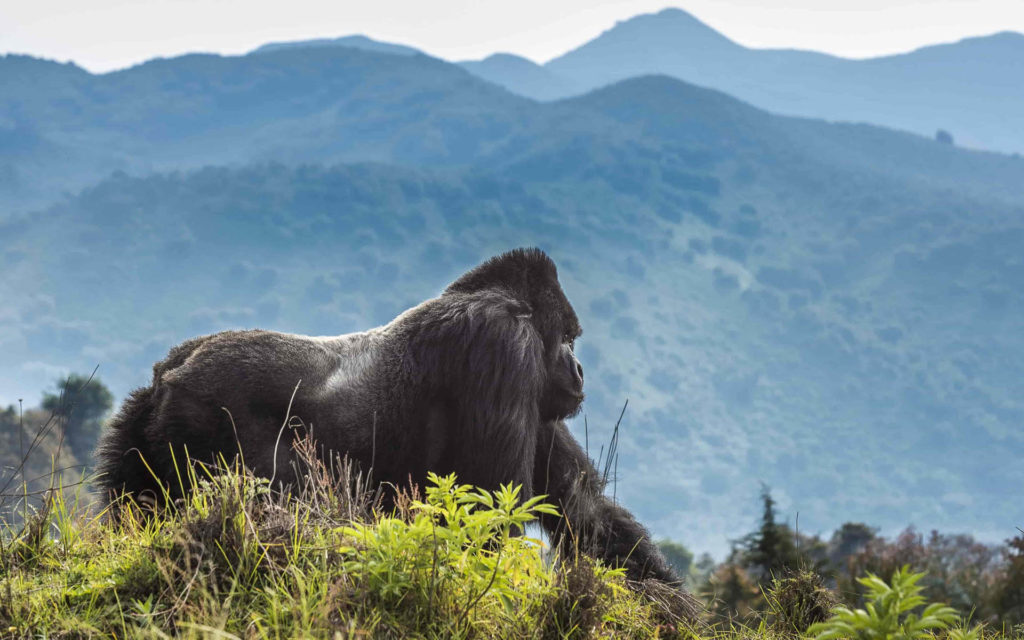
[535,421,678,584]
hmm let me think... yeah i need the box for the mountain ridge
[2,38,1023,555]
[252,34,422,57]
[225,8,1024,153]
[494,8,1024,154]
[8,9,1023,153]
[4,45,1024,213]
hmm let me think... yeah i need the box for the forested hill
[3,47,1024,214]
[2,45,1023,555]
[0,48,533,211]
[481,8,1024,154]
[238,10,1024,154]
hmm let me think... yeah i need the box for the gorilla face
[531,272,584,421]
[541,338,584,420]
[528,264,585,419]
[444,247,585,421]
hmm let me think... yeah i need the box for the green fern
[807,566,972,640]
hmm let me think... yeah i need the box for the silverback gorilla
[96,248,678,584]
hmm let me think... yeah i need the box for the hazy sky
[3,0,1024,73]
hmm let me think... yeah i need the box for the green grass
[0,443,1015,639]
[0,445,698,639]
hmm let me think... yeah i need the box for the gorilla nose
[575,360,584,383]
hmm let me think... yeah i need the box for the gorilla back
[96,248,680,585]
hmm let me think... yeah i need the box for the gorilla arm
[534,420,679,585]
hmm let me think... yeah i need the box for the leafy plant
[340,471,560,628]
[808,566,971,640]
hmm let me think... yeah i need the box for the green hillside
[4,47,1024,214]
[2,47,1023,557]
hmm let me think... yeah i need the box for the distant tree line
[0,373,112,521]
[660,485,1024,627]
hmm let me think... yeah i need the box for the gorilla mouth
[566,392,585,416]
[544,392,585,420]
[563,391,584,405]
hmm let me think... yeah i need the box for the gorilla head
[96,247,683,590]
[445,249,584,421]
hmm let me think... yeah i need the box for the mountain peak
[950,29,1024,50]
[0,54,90,90]
[480,53,538,66]
[608,6,732,41]
[545,7,740,85]
[0,54,88,74]
[252,35,421,57]
[650,7,713,24]
[458,52,575,101]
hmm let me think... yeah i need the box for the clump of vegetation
[763,569,838,635]
[335,472,561,636]
[0,446,693,638]
[808,566,978,640]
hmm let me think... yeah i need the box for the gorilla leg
[534,420,678,584]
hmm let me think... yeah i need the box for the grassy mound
[0,436,1010,639]
[0,450,694,639]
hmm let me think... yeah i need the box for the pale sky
[2,0,1023,73]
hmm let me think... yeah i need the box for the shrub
[763,569,838,634]
[808,566,975,640]
[337,472,559,635]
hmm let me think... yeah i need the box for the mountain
[3,46,1022,217]
[252,34,422,57]
[547,7,746,85]
[460,8,1024,154]
[2,46,1023,555]
[0,47,531,213]
[458,53,579,101]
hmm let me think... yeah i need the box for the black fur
[95,248,678,583]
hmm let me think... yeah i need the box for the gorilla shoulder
[156,330,342,397]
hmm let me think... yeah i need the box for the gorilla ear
[445,248,556,296]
